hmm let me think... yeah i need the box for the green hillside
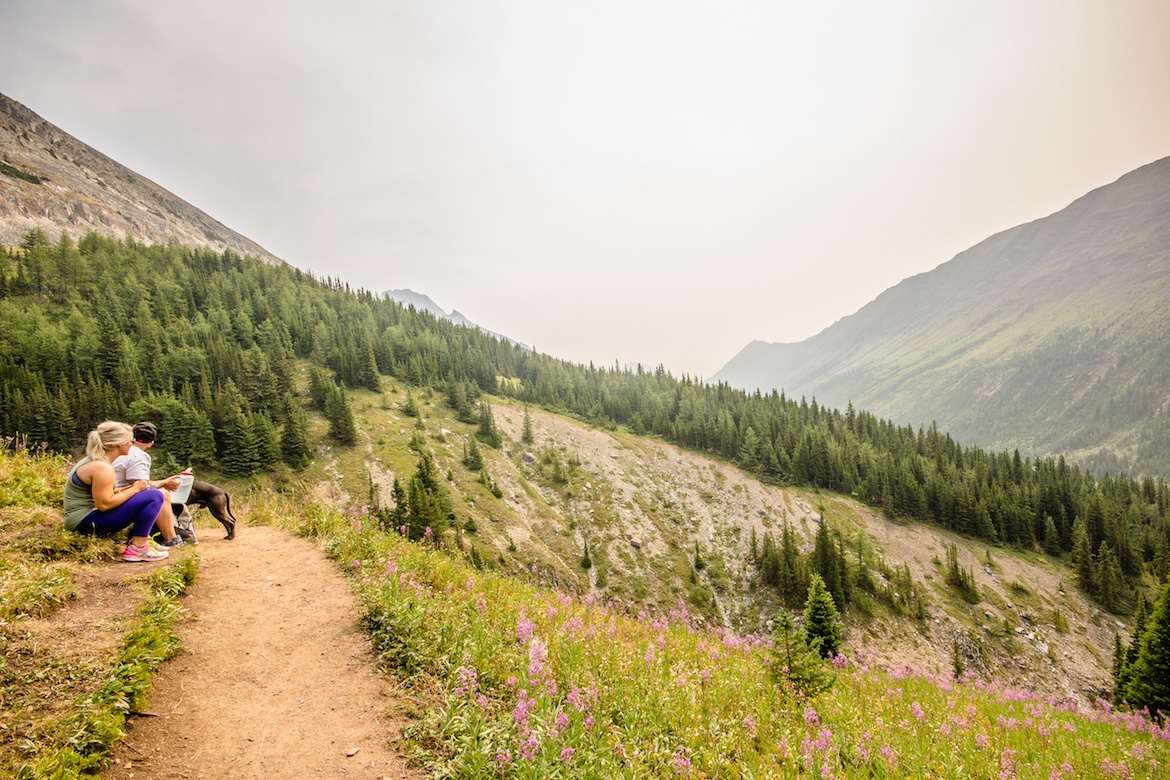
[714,156,1170,479]
[4,444,1169,778]
[2,232,1169,622]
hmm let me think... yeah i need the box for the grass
[248,491,1170,779]
[0,440,199,778]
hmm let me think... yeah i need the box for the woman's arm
[88,462,148,511]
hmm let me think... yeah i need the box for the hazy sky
[4,1,1169,377]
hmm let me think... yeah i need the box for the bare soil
[101,524,424,780]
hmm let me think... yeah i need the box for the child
[112,421,184,546]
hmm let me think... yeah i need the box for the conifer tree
[325,384,357,445]
[405,450,451,543]
[388,477,407,530]
[279,394,313,468]
[462,436,483,471]
[1123,579,1170,716]
[1071,517,1095,593]
[813,519,845,610]
[402,391,419,418]
[251,411,280,470]
[779,523,805,605]
[1095,542,1124,613]
[803,573,843,658]
[521,407,535,445]
[771,608,835,697]
[477,398,501,448]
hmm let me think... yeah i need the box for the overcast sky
[4,1,1169,377]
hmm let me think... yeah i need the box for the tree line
[2,231,1167,616]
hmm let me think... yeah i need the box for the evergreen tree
[1116,592,1149,703]
[813,519,845,610]
[803,573,843,658]
[307,366,330,412]
[1123,579,1170,716]
[402,391,419,418]
[325,383,358,445]
[388,477,408,531]
[279,394,313,468]
[1096,542,1124,613]
[405,450,451,543]
[779,523,805,605]
[462,435,483,471]
[477,398,501,448]
[771,608,835,697]
[521,407,535,445]
[1043,515,1062,556]
[1071,517,1095,594]
[251,411,280,470]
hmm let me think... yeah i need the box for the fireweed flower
[520,733,541,760]
[999,748,1018,780]
[453,666,477,697]
[528,637,548,679]
[517,618,535,644]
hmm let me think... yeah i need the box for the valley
[316,386,1120,705]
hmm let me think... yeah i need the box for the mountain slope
[713,157,1170,477]
[0,92,282,264]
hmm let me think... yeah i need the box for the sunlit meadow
[248,496,1169,779]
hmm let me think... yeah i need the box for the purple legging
[74,489,164,539]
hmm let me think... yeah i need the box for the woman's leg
[74,490,165,543]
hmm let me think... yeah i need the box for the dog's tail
[224,493,239,524]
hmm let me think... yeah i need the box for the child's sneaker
[123,543,168,562]
[160,535,184,547]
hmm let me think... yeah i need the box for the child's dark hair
[132,421,158,443]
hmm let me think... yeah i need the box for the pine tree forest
[2,233,1169,618]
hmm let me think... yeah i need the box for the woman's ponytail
[85,421,132,461]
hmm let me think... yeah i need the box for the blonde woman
[63,421,168,562]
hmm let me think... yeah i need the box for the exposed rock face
[0,92,281,265]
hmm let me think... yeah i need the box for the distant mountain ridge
[0,92,282,264]
[384,288,529,349]
[713,156,1170,478]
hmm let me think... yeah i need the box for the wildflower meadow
[251,496,1170,779]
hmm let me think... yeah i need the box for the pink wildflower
[528,637,547,679]
[517,618,535,644]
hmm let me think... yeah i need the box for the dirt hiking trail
[102,524,425,780]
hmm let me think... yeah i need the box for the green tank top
[63,457,97,531]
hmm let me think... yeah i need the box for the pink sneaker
[122,543,168,562]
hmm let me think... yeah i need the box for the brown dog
[172,480,237,540]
